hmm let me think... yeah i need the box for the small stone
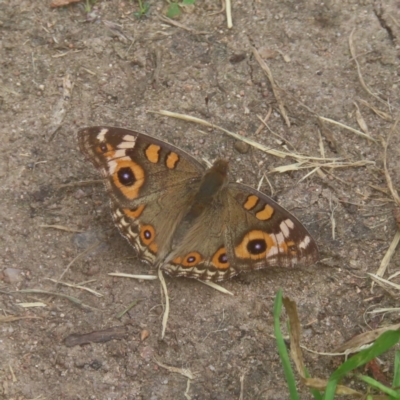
[234,141,250,154]
[140,329,150,341]
[3,268,23,284]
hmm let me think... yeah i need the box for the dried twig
[349,29,387,106]
[158,268,169,339]
[158,15,209,35]
[40,224,84,233]
[319,116,377,142]
[154,358,195,380]
[225,0,232,28]
[252,47,290,127]
[45,278,103,297]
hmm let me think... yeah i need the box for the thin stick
[382,118,400,206]
[225,0,232,28]
[198,280,234,295]
[254,108,272,135]
[372,230,400,287]
[319,116,377,142]
[154,358,194,379]
[149,110,340,161]
[158,15,209,35]
[40,224,84,233]
[158,268,170,339]
[45,278,103,297]
[252,47,290,127]
[58,241,103,282]
[349,29,387,106]
[108,273,157,280]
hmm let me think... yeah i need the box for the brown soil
[1,0,400,399]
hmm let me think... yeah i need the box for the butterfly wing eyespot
[211,247,230,270]
[181,252,203,267]
[139,224,158,254]
[112,160,145,200]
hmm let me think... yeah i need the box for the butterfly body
[78,126,319,281]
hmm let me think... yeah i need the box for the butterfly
[78,126,319,281]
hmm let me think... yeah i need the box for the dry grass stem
[319,116,377,142]
[0,315,42,323]
[252,47,290,127]
[333,322,400,353]
[303,378,362,396]
[239,374,245,400]
[225,0,232,28]
[16,302,46,308]
[184,378,192,400]
[152,109,375,184]
[382,119,400,206]
[271,159,373,174]
[256,174,264,191]
[254,109,272,135]
[299,345,344,357]
[158,269,170,339]
[256,114,295,147]
[151,110,347,168]
[297,167,319,183]
[158,15,209,35]
[16,289,96,310]
[318,128,325,159]
[154,358,195,380]
[59,240,103,282]
[372,230,400,285]
[358,99,392,121]
[263,173,275,196]
[40,224,84,233]
[368,273,400,292]
[353,101,369,133]
[45,278,103,297]
[329,194,337,240]
[108,272,158,280]
[198,280,234,295]
[349,29,387,106]
[208,0,225,16]
[367,307,400,314]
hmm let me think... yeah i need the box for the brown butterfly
[78,126,319,281]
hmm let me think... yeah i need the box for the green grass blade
[330,330,400,381]
[323,380,337,400]
[274,289,300,400]
[393,350,400,389]
[357,374,400,398]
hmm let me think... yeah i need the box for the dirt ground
[1,0,400,399]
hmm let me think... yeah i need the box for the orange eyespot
[212,247,229,270]
[139,224,157,254]
[113,160,145,200]
[235,230,275,260]
[182,252,203,267]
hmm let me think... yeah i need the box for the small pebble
[234,141,250,154]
